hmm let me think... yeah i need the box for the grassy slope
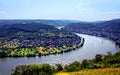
[55,68,120,75]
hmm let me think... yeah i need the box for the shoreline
[0,35,85,58]
[76,32,120,48]
[60,37,84,53]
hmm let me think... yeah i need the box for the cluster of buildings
[0,35,81,48]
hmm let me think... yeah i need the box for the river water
[0,33,118,75]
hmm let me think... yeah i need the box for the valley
[0,19,120,75]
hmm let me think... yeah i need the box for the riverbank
[0,34,84,58]
[60,37,84,53]
[79,33,120,48]
[11,48,120,75]
[74,31,120,48]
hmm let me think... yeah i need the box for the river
[0,33,118,75]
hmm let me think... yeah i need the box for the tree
[94,54,103,63]
[63,61,81,72]
[55,64,63,71]
[11,64,56,75]
[81,59,90,69]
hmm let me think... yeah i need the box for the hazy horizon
[0,0,120,21]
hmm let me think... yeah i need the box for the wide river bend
[0,33,118,75]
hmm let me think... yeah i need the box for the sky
[0,0,120,21]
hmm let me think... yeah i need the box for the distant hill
[62,18,120,45]
[0,22,59,38]
[63,19,120,29]
[0,19,80,27]
[0,22,58,32]
[62,22,96,31]
[95,19,120,30]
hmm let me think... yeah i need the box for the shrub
[93,54,103,63]
[81,59,90,69]
[63,61,81,72]
[11,63,56,75]
[55,64,63,71]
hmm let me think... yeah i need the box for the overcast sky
[0,0,120,21]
